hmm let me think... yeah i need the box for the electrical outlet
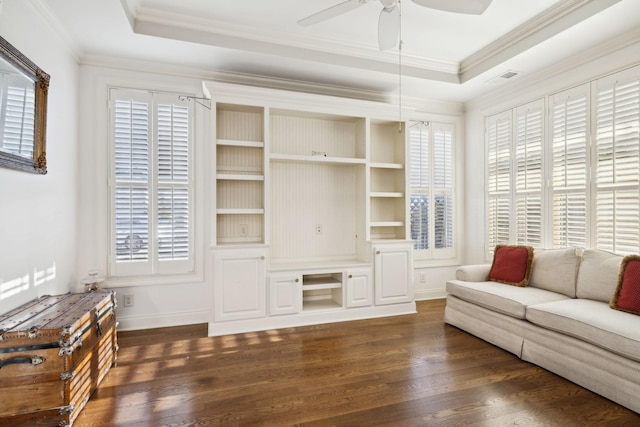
[123,294,134,307]
[240,224,248,236]
[419,272,427,283]
[316,224,323,235]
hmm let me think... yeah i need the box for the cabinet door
[213,250,266,322]
[269,273,302,315]
[374,244,413,305]
[345,268,372,308]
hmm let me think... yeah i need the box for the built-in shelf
[216,173,264,181]
[371,192,404,198]
[302,298,342,311]
[302,277,342,291]
[270,153,366,165]
[269,259,370,271]
[370,162,404,169]
[217,139,264,148]
[370,221,405,227]
[217,237,264,244]
[217,208,265,215]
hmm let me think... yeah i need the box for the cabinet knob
[348,274,353,279]
[260,256,265,260]
[376,250,381,255]
[295,278,299,283]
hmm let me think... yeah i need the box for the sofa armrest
[456,264,491,282]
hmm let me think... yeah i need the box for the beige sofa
[445,248,640,413]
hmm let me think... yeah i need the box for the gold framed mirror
[0,35,49,174]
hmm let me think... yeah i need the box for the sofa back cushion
[576,249,622,302]
[528,247,580,298]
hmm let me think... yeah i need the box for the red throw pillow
[487,245,534,287]
[611,255,640,315]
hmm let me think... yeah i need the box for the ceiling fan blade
[411,0,493,15]
[298,0,365,27]
[378,5,400,51]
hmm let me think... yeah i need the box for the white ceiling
[39,0,640,103]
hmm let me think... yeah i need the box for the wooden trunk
[0,291,118,427]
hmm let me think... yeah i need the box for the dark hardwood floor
[74,300,640,426]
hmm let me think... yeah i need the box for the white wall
[0,1,79,313]
[414,266,455,300]
[463,33,640,265]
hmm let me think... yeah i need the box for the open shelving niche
[369,120,408,241]
[214,103,267,246]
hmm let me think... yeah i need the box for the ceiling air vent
[486,70,520,84]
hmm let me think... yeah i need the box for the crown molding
[465,28,640,112]
[79,53,463,115]
[130,4,460,83]
[460,0,625,83]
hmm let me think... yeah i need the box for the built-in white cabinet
[206,82,417,336]
[212,248,267,322]
[345,268,373,308]
[373,242,413,305]
[269,272,302,316]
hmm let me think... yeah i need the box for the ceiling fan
[298,0,493,51]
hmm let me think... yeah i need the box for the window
[486,100,544,251]
[409,122,455,260]
[486,111,512,250]
[595,71,640,253]
[109,89,194,277]
[514,100,544,247]
[486,66,640,256]
[550,85,589,248]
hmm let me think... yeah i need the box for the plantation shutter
[409,125,429,250]
[157,102,191,265]
[486,111,512,252]
[432,124,454,257]
[594,68,640,254]
[409,122,455,259]
[550,85,589,248]
[110,89,194,277]
[514,100,544,246]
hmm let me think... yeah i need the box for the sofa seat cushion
[446,280,571,319]
[526,299,640,363]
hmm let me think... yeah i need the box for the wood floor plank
[73,300,640,426]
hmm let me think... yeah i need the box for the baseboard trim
[415,289,446,301]
[208,302,417,337]
[117,310,209,331]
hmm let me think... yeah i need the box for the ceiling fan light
[411,0,493,15]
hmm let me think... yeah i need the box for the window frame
[409,121,457,263]
[107,88,196,280]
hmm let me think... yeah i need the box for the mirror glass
[0,56,36,159]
